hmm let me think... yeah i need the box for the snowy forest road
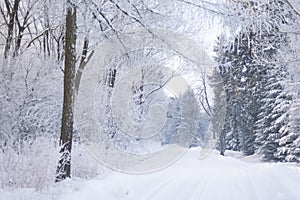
[56,149,300,200]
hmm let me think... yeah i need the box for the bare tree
[1,0,20,58]
[55,0,76,182]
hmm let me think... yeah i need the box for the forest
[1,0,300,198]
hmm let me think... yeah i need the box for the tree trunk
[55,1,76,182]
[75,36,94,93]
[3,0,20,58]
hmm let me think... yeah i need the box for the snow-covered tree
[177,88,202,147]
[255,65,292,161]
[209,67,226,155]
[277,83,300,162]
[214,0,297,159]
[55,0,77,182]
[214,32,257,155]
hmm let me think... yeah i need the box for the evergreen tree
[255,65,292,161]
[209,67,226,155]
[214,33,257,155]
[251,0,294,161]
[277,88,300,162]
[214,0,296,159]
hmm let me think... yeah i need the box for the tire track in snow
[55,150,300,200]
[142,177,172,200]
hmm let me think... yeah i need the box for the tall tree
[214,0,296,158]
[2,0,20,58]
[277,85,300,162]
[56,0,77,182]
[210,67,226,155]
[251,0,294,161]
[214,33,256,155]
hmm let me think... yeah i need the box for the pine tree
[209,67,226,155]
[255,64,292,161]
[214,33,257,155]
[251,0,294,161]
[214,0,297,160]
[277,87,300,162]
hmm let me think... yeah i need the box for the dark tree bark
[75,36,94,93]
[3,0,20,58]
[55,1,76,182]
[13,9,30,57]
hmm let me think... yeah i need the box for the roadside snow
[1,149,300,200]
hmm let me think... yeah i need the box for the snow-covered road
[2,149,300,200]
[58,149,300,200]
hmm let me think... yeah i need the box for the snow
[1,148,300,200]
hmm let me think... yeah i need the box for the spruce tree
[214,0,296,159]
[214,33,257,155]
[277,90,300,162]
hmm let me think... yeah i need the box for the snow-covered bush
[0,53,108,190]
[0,137,59,190]
[0,53,63,150]
[0,137,108,190]
[71,143,109,180]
